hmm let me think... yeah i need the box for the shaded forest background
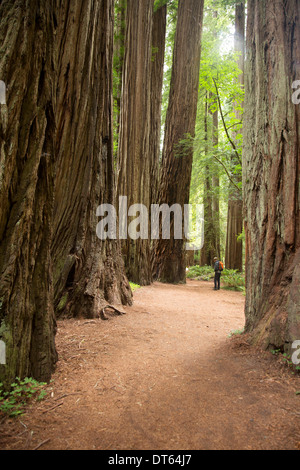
[0,0,299,387]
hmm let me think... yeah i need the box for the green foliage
[195,43,244,187]
[271,348,282,356]
[237,227,245,243]
[0,377,47,418]
[129,282,141,293]
[112,0,126,158]
[270,349,300,374]
[228,328,245,337]
[221,269,245,292]
[282,353,297,370]
[174,133,195,158]
[160,0,179,143]
[57,293,68,312]
[281,353,300,374]
[189,2,245,260]
[154,0,171,12]
[187,265,245,292]
[186,265,215,281]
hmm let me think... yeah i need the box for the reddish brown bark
[0,0,57,384]
[52,0,132,318]
[0,0,133,387]
[243,0,300,351]
[117,0,155,286]
[150,3,167,208]
[154,0,205,283]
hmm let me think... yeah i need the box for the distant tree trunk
[201,9,220,266]
[0,0,57,384]
[201,93,220,266]
[150,3,167,272]
[212,96,221,259]
[225,1,244,272]
[52,0,132,318]
[201,95,214,266]
[113,0,126,145]
[117,0,154,286]
[211,7,220,260]
[243,0,300,352]
[154,0,204,283]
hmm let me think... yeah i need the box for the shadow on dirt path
[1,280,299,450]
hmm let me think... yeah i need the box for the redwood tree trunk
[243,0,300,351]
[0,0,133,387]
[52,0,132,318]
[0,0,57,384]
[201,92,220,266]
[154,0,204,283]
[150,3,167,208]
[201,95,215,266]
[117,0,154,286]
[113,0,126,143]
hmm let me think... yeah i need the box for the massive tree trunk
[150,2,167,208]
[153,0,204,283]
[225,1,244,272]
[150,3,167,272]
[243,0,300,352]
[0,0,57,384]
[117,0,154,286]
[0,0,133,386]
[52,0,132,318]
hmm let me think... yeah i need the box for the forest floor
[0,280,299,450]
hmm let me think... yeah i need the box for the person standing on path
[213,256,222,290]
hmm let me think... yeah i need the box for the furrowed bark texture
[117,0,154,286]
[149,3,167,272]
[154,0,204,283]
[150,3,167,208]
[53,0,132,318]
[0,0,133,386]
[243,0,300,351]
[0,0,57,384]
[113,0,126,140]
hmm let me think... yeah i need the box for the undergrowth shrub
[0,377,47,417]
[187,265,245,292]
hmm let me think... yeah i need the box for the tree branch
[212,77,242,166]
[212,154,242,193]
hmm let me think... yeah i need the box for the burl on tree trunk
[243,0,300,352]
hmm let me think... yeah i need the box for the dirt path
[1,280,299,450]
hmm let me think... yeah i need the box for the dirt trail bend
[0,280,299,450]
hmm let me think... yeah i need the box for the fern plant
[0,377,47,417]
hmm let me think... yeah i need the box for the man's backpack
[218,261,224,271]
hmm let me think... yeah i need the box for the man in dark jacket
[213,257,221,290]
